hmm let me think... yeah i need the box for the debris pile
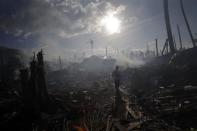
[1,47,197,131]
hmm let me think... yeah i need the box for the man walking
[112,66,120,89]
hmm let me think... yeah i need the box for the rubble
[0,46,197,131]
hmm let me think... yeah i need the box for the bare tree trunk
[163,0,175,54]
[180,0,196,47]
[177,24,183,50]
[155,39,159,56]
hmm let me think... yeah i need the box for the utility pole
[163,0,175,54]
[59,56,62,70]
[180,0,196,47]
[155,39,159,56]
[177,24,183,50]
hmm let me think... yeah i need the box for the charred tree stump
[20,50,50,113]
[20,68,30,108]
[36,50,50,111]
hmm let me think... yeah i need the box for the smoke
[115,55,145,69]
[0,0,139,61]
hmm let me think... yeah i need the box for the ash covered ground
[1,46,197,131]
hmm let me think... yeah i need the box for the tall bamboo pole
[155,39,159,56]
[180,0,196,47]
[177,24,183,50]
[163,0,175,54]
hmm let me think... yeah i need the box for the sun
[101,13,121,35]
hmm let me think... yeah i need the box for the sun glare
[101,13,121,35]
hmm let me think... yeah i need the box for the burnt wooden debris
[1,47,197,131]
[20,50,50,113]
[1,1,197,131]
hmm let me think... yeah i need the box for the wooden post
[167,41,169,54]
[173,35,177,50]
[59,56,62,70]
[155,39,159,56]
[163,0,175,54]
[177,24,183,50]
[180,0,196,47]
[162,39,169,55]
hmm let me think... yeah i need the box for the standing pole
[173,35,177,50]
[177,24,183,50]
[166,41,169,54]
[162,39,168,55]
[155,39,159,56]
[59,56,62,70]
[180,0,196,47]
[163,0,175,54]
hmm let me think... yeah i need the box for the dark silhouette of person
[112,66,120,89]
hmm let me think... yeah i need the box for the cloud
[0,0,139,60]
[0,0,128,38]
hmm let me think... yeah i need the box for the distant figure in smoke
[112,66,126,119]
[112,66,120,89]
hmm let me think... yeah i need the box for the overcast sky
[0,0,196,59]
